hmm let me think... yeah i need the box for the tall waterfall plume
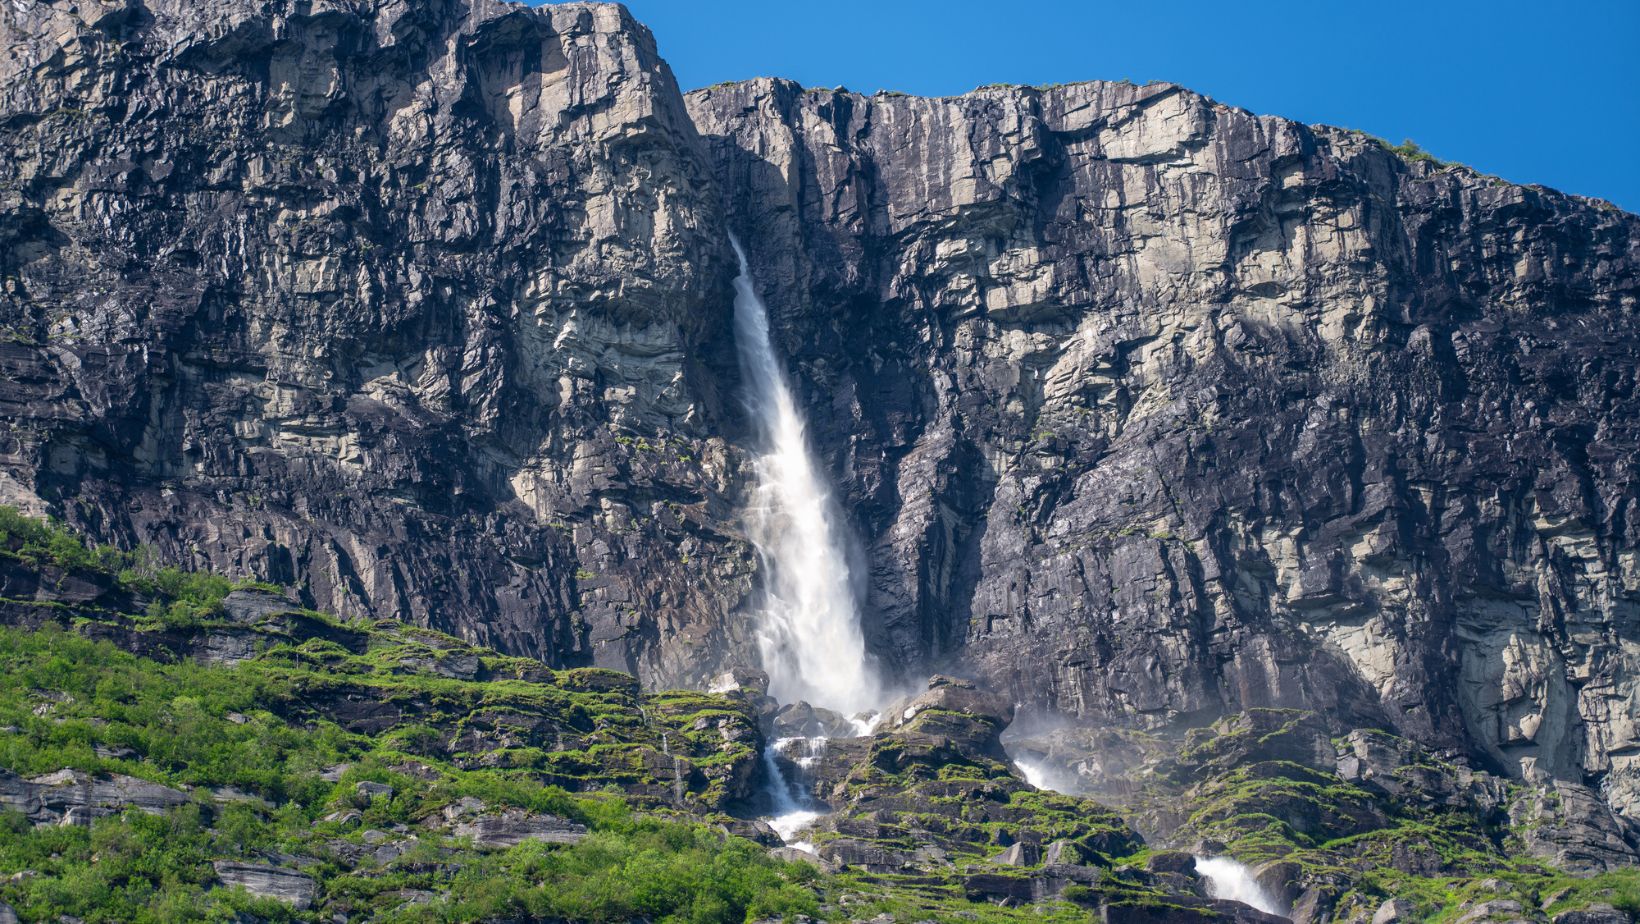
[729,235,879,717]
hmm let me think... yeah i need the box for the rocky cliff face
[685,78,1640,819]
[5,0,1640,845]
[0,0,764,684]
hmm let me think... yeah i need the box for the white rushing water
[762,739,821,853]
[730,234,885,847]
[730,235,879,717]
[1194,856,1283,916]
[1013,758,1055,791]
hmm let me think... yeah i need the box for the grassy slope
[0,509,1110,923]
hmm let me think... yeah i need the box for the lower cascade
[762,741,823,853]
[1194,856,1283,916]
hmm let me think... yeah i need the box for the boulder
[989,841,1041,867]
[1552,906,1631,924]
[212,862,317,910]
[708,667,770,697]
[450,810,588,849]
[1372,898,1418,923]
[353,781,394,804]
[0,768,190,826]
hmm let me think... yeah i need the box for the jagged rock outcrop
[0,766,191,825]
[5,0,1640,843]
[441,797,589,848]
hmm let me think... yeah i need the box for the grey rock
[353,781,393,804]
[210,786,273,808]
[0,768,190,826]
[685,74,1640,829]
[769,701,856,739]
[817,837,917,873]
[0,899,15,924]
[211,862,317,910]
[317,765,351,783]
[1042,839,1086,866]
[769,846,834,871]
[1511,776,1640,872]
[0,0,744,691]
[196,631,261,667]
[989,841,1041,866]
[1453,900,1533,924]
[2,0,1640,848]
[1146,850,1200,876]
[450,810,588,849]
[1552,905,1630,924]
[962,871,1037,903]
[709,666,771,697]
[439,797,487,820]
[221,591,299,625]
[1373,898,1418,923]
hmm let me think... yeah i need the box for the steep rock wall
[685,78,1640,813]
[0,0,760,682]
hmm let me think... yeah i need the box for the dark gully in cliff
[2,0,1640,920]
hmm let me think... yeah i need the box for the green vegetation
[1140,710,1639,922]
[0,623,823,924]
[0,508,818,922]
[1362,135,1448,168]
[1386,138,1446,166]
[0,509,1127,923]
[0,505,249,628]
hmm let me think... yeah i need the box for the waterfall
[1195,856,1283,916]
[1013,758,1055,791]
[729,234,879,716]
[660,731,685,804]
[762,740,821,852]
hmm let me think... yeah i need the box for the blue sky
[599,0,1639,212]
